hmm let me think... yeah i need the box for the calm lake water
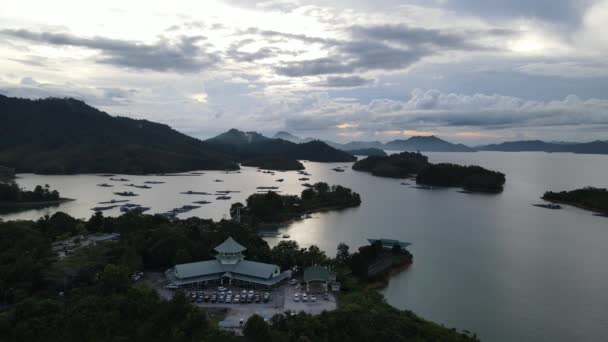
[2,152,608,342]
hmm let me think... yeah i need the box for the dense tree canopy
[543,187,608,213]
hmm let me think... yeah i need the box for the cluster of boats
[332,167,345,172]
[533,203,562,210]
[126,184,152,189]
[120,203,150,213]
[114,191,138,197]
[160,204,202,218]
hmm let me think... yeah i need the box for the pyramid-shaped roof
[214,237,246,253]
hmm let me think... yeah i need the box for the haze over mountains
[273,132,608,155]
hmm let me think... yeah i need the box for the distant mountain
[273,131,303,143]
[209,128,269,145]
[341,141,385,150]
[385,136,474,152]
[478,140,608,154]
[0,95,237,174]
[207,129,356,164]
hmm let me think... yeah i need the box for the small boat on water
[412,185,433,190]
[257,186,279,190]
[126,184,152,189]
[97,183,113,187]
[276,179,284,182]
[400,182,410,186]
[299,177,310,181]
[192,200,211,205]
[98,199,129,204]
[214,179,224,182]
[120,204,150,213]
[114,191,138,197]
[181,190,212,195]
[216,190,240,194]
[282,234,290,238]
[302,183,313,188]
[533,203,562,210]
[216,196,231,200]
[110,178,130,182]
[144,181,165,184]
[91,205,118,211]
[297,170,311,176]
[332,167,345,172]
[98,174,115,177]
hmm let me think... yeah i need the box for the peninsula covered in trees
[353,152,506,192]
[231,182,362,225]
[0,211,478,341]
[0,95,353,174]
[0,181,70,212]
[542,187,608,214]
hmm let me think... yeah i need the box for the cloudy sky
[1,0,607,144]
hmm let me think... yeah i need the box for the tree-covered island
[542,187,608,214]
[353,152,506,192]
[230,182,362,225]
[0,181,72,213]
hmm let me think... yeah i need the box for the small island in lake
[542,187,608,214]
[353,151,506,192]
[0,181,72,212]
[231,182,361,225]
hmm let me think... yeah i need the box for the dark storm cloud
[323,75,373,87]
[0,29,220,72]
[275,40,428,76]
[441,0,596,28]
[242,27,337,45]
[351,24,479,50]
[273,22,511,77]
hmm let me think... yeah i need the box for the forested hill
[206,129,356,163]
[0,95,237,174]
[0,96,354,174]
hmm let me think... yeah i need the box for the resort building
[165,237,291,288]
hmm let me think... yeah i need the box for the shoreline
[0,197,74,209]
[543,198,608,215]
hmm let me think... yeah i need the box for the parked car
[210,295,217,303]
[234,294,240,303]
[226,295,232,303]
[294,293,300,302]
[290,279,298,285]
[204,294,210,302]
[218,286,227,292]
[254,295,261,303]
[323,293,329,300]
[311,295,316,303]
[302,294,308,302]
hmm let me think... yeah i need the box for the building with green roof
[303,265,337,293]
[165,237,291,288]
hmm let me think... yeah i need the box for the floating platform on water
[533,203,562,210]
[367,238,412,249]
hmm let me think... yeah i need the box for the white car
[294,293,300,302]
[218,286,227,292]
[311,295,316,303]
[290,279,298,285]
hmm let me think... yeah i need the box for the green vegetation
[0,183,61,202]
[352,152,429,178]
[0,96,353,174]
[231,182,361,224]
[0,212,476,341]
[257,291,478,342]
[417,164,506,193]
[241,158,305,171]
[353,152,506,192]
[542,187,608,213]
[206,129,356,166]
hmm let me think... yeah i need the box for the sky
[1,0,607,144]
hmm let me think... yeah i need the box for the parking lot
[144,272,337,325]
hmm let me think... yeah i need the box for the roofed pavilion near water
[165,237,291,289]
